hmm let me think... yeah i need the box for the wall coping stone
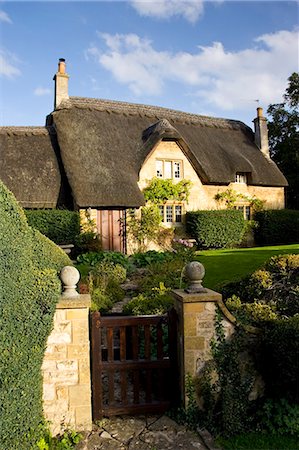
[56,294,91,309]
[172,288,222,303]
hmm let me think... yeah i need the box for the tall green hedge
[186,210,244,249]
[254,209,299,245]
[25,209,80,244]
[260,316,299,403]
[0,181,71,449]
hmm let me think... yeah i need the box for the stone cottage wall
[42,295,92,436]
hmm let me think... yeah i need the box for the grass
[195,244,299,291]
[218,432,299,450]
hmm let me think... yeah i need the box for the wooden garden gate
[91,310,179,419]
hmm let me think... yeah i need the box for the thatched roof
[0,127,61,208]
[51,97,287,208]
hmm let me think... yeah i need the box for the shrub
[77,251,129,269]
[254,209,299,245]
[0,181,62,449]
[25,209,80,245]
[223,254,299,317]
[259,398,299,436]
[74,231,102,255]
[89,261,126,312]
[186,210,244,249]
[30,228,71,272]
[91,288,113,313]
[123,283,173,315]
[129,250,173,268]
[260,316,299,402]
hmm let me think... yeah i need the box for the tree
[267,73,299,209]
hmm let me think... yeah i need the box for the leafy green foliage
[37,428,82,449]
[123,282,173,315]
[260,316,299,402]
[31,228,71,271]
[170,374,203,430]
[186,209,245,249]
[127,205,162,252]
[129,250,173,267]
[143,177,192,203]
[208,317,255,437]
[267,72,299,209]
[89,261,126,312]
[254,209,299,245]
[223,254,299,318]
[25,209,80,244]
[259,398,299,436]
[0,181,63,449]
[215,189,265,212]
[218,432,299,450]
[77,250,129,269]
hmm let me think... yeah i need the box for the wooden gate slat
[91,311,178,418]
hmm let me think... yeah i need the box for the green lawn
[218,432,299,450]
[196,244,299,291]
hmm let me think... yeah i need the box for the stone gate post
[42,266,92,436]
[171,261,223,406]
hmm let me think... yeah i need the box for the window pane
[166,205,173,222]
[164,161,172,179]
[173,162,181,178]
[158,205,164,222]
[156,160,163,178]
[245,206,251,220]
[235,172,247,183]
[175,205,182,222]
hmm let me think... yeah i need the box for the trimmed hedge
[0,181,71,449]
[186,210,244,249]
[254,209,299,245]
[260,316,299,403]
[25,209,80,244]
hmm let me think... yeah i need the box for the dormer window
[235,172,247,184]
[156,159,182,179]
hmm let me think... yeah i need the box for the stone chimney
[253,107,270,158]
[53,58,69,109]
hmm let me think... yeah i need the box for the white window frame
[155,159,183,179]
[235,172,247,184]
[159,203,183,224]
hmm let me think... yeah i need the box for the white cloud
[0,10,12,24]
[0,51,20,78]
[87,28,299,111]
[129,0,204,23]
[34,87,51,96]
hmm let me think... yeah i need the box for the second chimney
[53,58,69,109]
[253,107,270,158]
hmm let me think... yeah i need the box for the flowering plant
[172,238,196,262]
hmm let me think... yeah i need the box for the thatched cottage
[0,59,287,252]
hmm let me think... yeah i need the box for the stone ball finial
[184,261,207,294]
[60,266,80,298]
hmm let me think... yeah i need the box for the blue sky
[0,1,298,128]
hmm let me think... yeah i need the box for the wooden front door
[97,210,126,253]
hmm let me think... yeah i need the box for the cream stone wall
[42,295,92,436]
[138,140,285,211]
[172,288,234,405]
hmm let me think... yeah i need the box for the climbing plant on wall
[214,189,265,212]
[143,177,192,204]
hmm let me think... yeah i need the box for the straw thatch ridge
[0,126,62,208]
[51,97,287,208]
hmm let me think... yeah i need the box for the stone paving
[76,415,221,450]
